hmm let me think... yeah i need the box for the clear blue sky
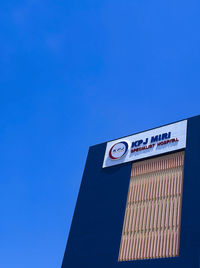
[0,0,199,267]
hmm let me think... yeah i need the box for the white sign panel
[103,120,187,168]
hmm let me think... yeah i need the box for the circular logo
[109,141,129,160]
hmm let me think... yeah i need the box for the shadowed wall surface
[62,115,200,268]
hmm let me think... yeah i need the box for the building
[61,115,200,268]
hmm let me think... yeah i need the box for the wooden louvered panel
[118,151,184,261]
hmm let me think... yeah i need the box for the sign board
[103,120,187,168]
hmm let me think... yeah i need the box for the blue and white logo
[109,141,129,160]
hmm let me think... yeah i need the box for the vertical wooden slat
[118,151,184,262]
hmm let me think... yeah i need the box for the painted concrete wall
[62,115,200,268]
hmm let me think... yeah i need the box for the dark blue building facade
[61,115,200,268]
